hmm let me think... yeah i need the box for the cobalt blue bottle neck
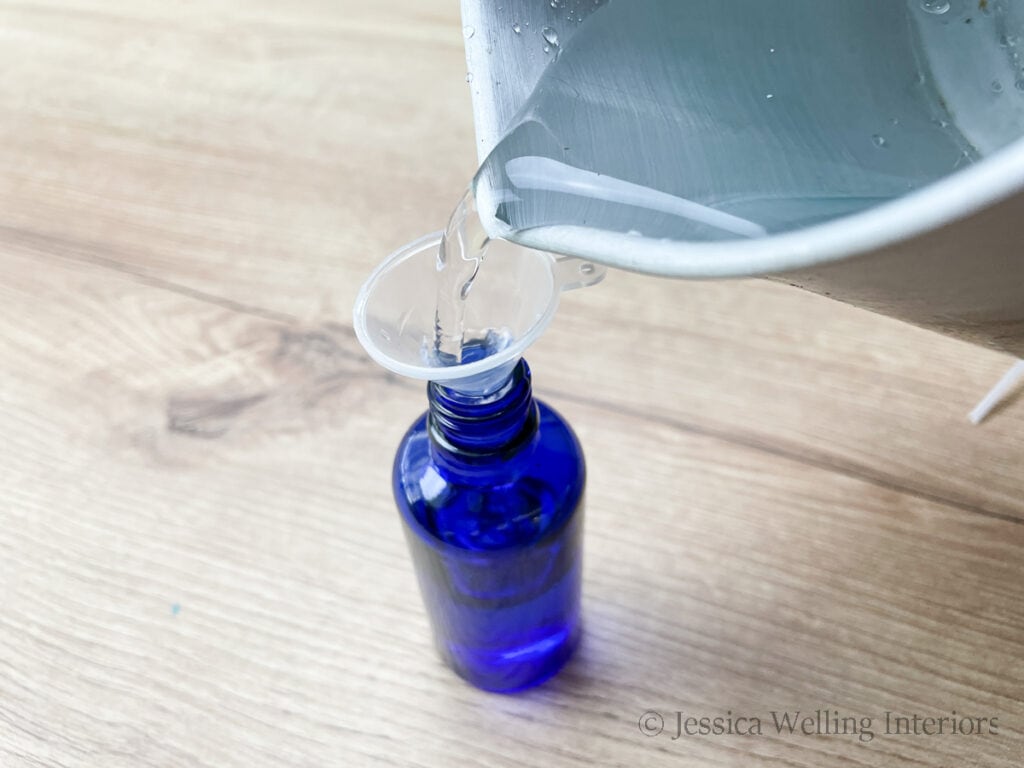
[427,359,538,459]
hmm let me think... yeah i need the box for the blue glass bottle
[392,356,585,692]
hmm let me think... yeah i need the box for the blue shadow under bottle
[392,358,585,692]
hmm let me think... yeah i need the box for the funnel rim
[353,231,560,383]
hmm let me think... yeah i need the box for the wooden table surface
[2,2,1023,766]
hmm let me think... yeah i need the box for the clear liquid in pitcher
[470,0,1002,260]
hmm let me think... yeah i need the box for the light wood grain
[1,2,1023,767]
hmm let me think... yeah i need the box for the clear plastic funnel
[353,232,604,394]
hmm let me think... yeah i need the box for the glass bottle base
[443,621,581,693]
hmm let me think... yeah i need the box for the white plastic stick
[504,156,768,238]
[968,360,1024,425]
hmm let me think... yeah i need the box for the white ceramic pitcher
[461,0,1024,357]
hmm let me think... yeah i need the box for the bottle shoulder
[393,400,585,550]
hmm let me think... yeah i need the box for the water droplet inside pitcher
[765,93,774,99]
[991,79,1004,93]
[512,23,522,34]
[466,72,474,83]
[872,134,888,148]
[919,0,950,14]
[542,27,559,47]
[1015,79,1024,92]
[463,25,475,39]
